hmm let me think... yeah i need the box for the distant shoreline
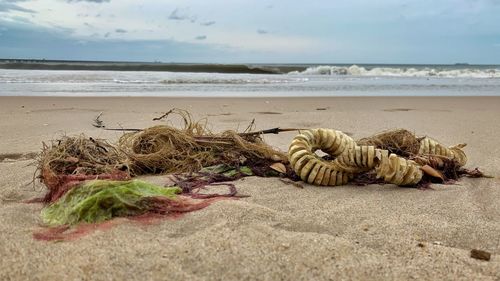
[1,59,499,74]
[0,60,291,74]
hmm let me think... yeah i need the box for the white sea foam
[292,65,500,78]
[159,77,308,84]
[0,69,308,84]
[2,68,500,97]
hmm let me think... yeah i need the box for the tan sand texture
[1,97,499,280]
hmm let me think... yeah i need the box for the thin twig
[92,112,105,128]
[152,109,175,121]
[239,128,303,137]
[194,139,234,145]
[99,127,302,135]
[244,119,256,133]
[94,108,302,136]
[279,178,304,188]
[102,128,143,132]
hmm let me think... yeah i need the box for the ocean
[1,61,499,97]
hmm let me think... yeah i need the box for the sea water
[1,64,499,97]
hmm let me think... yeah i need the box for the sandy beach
[0,96,499,280]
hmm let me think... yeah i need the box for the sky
[0,0,499,64]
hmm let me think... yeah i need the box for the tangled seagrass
[288,129,467,186]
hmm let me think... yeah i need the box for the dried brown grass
[38,109,287,182]
[119,125,287,176]
[357,129,423,157]
[37,136,125,182]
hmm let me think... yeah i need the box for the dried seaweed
[165,161,296,199]
[357,129,423,157]
[165,164,248,198]
[35,109,291,203]
[36,115,491,210]
[38,135,125,177]
[118,109,287,175]
[36,135,129,202]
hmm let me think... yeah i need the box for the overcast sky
[0,0,499,64]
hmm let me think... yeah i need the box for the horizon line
[1,58,499,67]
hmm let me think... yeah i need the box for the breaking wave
[291,65,500,78]
[0,60,282,74]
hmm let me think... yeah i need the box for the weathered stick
[92,111,302,135]
[239,127,303,137]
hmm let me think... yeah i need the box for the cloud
[201,21,216,26]
[0,2,35,13]
[0,20,233,62]
[195,35,206,40]
[9,15,33,24]
[115,28,127,33]
[168,8,189,20]
[168,8,197,22]
[3,0,499,64]
[66,0,110,3]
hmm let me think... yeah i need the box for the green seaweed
[199,164,254,177]
[42,180,181,226]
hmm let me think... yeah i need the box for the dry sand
[0,96,499,280]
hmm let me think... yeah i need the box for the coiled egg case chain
[418,137,467,167]
[289,129,426,186]
[288,129,470,187]
[288,129,377,186]
[375,150,423,186]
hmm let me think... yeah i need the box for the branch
[92,112,105,128]
[238,128,303,137]
[152,109,175,121]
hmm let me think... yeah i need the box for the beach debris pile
[33,109,487,240]
[33,109,295,239]
[289,128,484,187]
